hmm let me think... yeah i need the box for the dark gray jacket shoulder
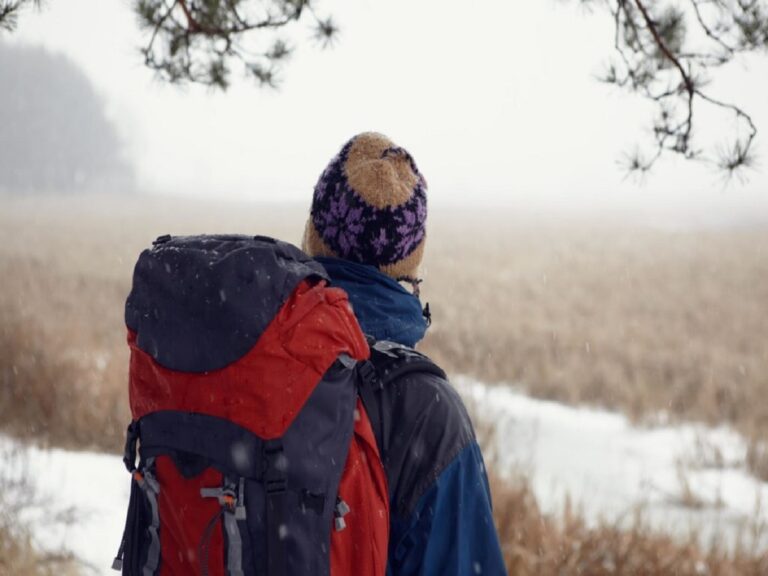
[365,346,476,518]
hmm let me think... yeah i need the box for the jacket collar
[315,257,428,348]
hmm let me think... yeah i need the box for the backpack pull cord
[131,458,161,576]
[111,540,126,571]
[264,439,289,576]
[199,478,246,576]
[112,421,142,571]
[198,507,226,576]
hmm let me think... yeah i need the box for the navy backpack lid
[125,234,328,373]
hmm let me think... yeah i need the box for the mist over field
[0,43,134,196]
[3,0,768,573]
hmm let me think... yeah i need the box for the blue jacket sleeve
[386,441,507,576]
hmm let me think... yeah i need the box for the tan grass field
[2,193,768,573]
[419,209,768,477]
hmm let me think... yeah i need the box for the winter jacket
[317,257,508,576]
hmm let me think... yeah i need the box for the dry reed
[0,445,80,576]
[2,194,768,573]
[491,473,768,575]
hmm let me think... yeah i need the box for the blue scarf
[315,257,428,348]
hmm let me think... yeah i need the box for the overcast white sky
[7,0,768,220]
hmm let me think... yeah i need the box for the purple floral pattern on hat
[311,139,427,267]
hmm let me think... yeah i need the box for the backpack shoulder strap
[368,340,447,385]
[357,340,447,461]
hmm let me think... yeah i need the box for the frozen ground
[1,436,130,574]
[4,380,768,574]
[457,377,768,549]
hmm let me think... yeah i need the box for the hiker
[117,132,505,576]
[302,132,507,575]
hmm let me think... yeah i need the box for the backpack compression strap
[357,340,446,461]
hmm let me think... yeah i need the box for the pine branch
[633,0,695,152]
[135,0,334,88]
[601,0,761,178]
[689,0,737,54]
[0,0,39,32]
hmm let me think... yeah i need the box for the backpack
[112,234,412,576]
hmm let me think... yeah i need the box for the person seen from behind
[302,132,507,575]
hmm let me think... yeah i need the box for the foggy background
[3,1,768,574]
[3,0,767,224]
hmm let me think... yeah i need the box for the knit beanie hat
[302,132,427,282]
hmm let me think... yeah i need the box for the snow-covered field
[1,437,130,574]
[4,380,768,575]
[458,378,768,548]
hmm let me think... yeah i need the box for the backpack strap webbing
[357,340,447,462]
[264,439,288,576]
[199,477,246,576]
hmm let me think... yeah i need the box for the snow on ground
[456,377,768,549]
[0,436,130,575]
[3,379,768,574]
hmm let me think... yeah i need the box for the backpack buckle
[201,486,238,511]
[266,477,287,495]
[263,440,287,494]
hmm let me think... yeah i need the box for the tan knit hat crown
[303,132,428,281]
